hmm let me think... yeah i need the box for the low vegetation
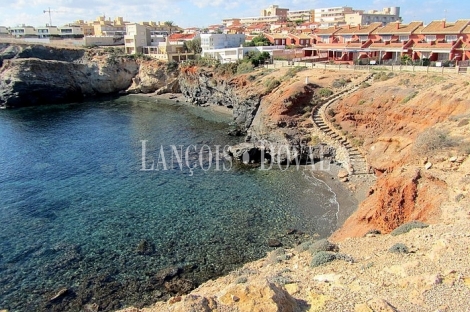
[413,128,460,156]
[310,251,337,267]
[390,221,429,236]
[264,79,281,93]
[309,239,339,254]
[318,88,333,98]
[389,243,409,253]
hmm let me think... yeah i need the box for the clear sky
[1,0,469,28]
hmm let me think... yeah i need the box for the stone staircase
[311,74,375,175]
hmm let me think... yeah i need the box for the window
[399,35,409,42]
[359,35,368,42]
[342,35,352,42]
[425,35,436,42]
[437,53,449,60]
[381,35,392,41]
[445,35,457,42]
[320,35,329,43]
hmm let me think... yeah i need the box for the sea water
[0,96,339,311]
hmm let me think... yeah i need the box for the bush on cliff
[309,239,339,254]
[264,79,281,93]
[318,88,333,98]
[389,243,409,253]
[310,251,336,267]
[413,128,460,156]
[237,62,254,74]
[390,221,429,236]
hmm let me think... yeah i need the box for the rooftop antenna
[444,9,447,21]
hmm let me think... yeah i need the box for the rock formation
[0,43,178,108]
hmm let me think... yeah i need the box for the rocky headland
[0,43,179,108]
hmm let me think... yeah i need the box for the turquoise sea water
[0,96,339,311]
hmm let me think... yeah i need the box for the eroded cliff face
[331,73,470,240]
[0,43,177,107]
[178,66,264,130]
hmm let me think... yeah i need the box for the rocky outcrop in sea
[0,43,178,108]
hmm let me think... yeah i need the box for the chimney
[358,24,361,30]
[396,22,400,30]
[442,19,446,28]
[348,24,351,29]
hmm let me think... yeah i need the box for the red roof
[168,33,197,41]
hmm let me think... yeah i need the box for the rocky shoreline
[2,42,470,311]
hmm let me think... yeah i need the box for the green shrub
[390,221,429,236]
[389,243,409,253]
[247,74,257,81]
[237,62,254,74]
[374,71,394,82]
[265,79,281,93]
[327,108,336,117]
[351,137,364,147]
[332,78,350,88]
[167,60,179,72]
[318,88,333,97]
[283,66,307,80]
[236,276,248,284]
[309,239,339,254]
[360,82,371,88]
[310,251,336,267]
[402,91,418,103]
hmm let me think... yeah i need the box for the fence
[265,60,464,74]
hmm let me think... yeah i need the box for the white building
[311,6,354,27]
[200,34,245,53]
[202,45,284,63]
[10,25,36,38]
[37,26,59,38]
[345,7,401,26]
[58,25,84,38]
[288,10,311,22]
[0,26,9,37]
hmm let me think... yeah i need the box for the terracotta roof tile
[168,33,196,41]
[376,21,423,34]
[314,26,340,35]
[420,19,470,34]
[336,23,382,35]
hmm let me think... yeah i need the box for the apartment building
[125,23,151,54]
[92,16,128,37]
[10,25,36,38]
[71,20,95,36]
[288,10,312,22]
[311,7,354,27]
[200,34,245,53]
[345,7,401,26]
[260,5,289,20]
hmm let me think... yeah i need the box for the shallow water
[0,96,339,311]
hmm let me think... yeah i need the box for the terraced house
[303,19,470,65]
